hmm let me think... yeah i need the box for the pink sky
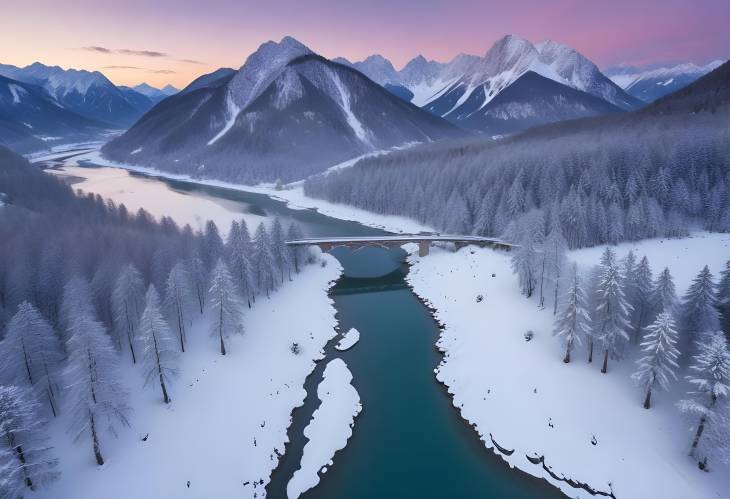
[0,0,727,88]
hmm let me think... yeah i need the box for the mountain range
[0,62,177,128]
[605,60,723,102]
[336,35,642,133]
[102,37,464,184]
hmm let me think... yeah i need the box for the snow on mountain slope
[133,83,178,103]
[337,35,640,130]
[0,62,152,127]
[607,60,724,102]
[334,54,401,85]
[102,37,464,184]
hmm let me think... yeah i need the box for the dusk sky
[1,0,727,88]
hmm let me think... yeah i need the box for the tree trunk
[13,442,34,489]
[219,302,226,355]
[689,415,706,457]
[160,373,170,404]
[601,349,609,373]
[563,345,571,364]
[91,414,104,465]
[553,281,559,315]
[539,258,546,309]
[588,339,593,363]
[643,387,652,409]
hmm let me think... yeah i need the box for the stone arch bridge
[285,235,514,257]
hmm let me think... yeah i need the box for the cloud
[117,48,168,58]
[178,58,205,65]
[82,46,113,53]
[103,65,143,70]
[77,46,205,65]
[148,69,176,74]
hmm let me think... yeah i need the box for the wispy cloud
[102,65,176,74]
[178,58,205,65]
[79,46,204,65]
[117,48,168,58]
[82,46,113,53]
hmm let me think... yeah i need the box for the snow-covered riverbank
[39,148,435,235]
[406,234,730,499]
[30,256,343,499]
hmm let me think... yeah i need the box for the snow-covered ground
[406,233,730,499]
[334,328,360,351]
[29,255,343,499]
[286,358,361,499]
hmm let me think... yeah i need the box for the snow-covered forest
[513,226,730,468]
[0,148,310,496]
[304,115,730,247]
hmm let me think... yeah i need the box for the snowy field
[406,233,730,499]
[29,255,343,499]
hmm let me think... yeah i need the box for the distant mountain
[606,60,724,102]
[0,62,152,127]
[0,74,105,152]
[103,37,464,184]
[455,71,623,134]
[336,35,640,134]
[641,59,730,115]
[133,82,179,103]
[334,55,401,85]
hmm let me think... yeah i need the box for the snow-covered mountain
[102,37,464,184]
[0,74,105,152]
[334,55,401,85]
[606,60,724,102]
[0,62,155,127]
[132,83,179,103]
[335,35,640,134]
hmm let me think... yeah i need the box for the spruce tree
[208,259,243,355]
[163,263,194,352]
[651,267,678,319]
[553,263,591,363]
[253,223,277,298]
[679,266,719,361]
[678,331,730,466]
[286,224,307,274]
[594,247,631,373]
[0,302,63,417]
[630,256,654,343]
[632,312,680,409]
[138,286,179,404]
[0,385,59,493]
[65,304,130,465]
[111,264,145,363]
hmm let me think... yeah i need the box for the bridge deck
[285,235,509,245]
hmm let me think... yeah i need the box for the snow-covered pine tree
[201,220,224,272]
[138,286,179,404]
[508,213,542,299]
[163,262,194,352]
[679,266,720,361]
[270,218,290,283]
[678,331,730,466]
[0,385,59,493]
[544,213,568,315]
[651,267,678,318]
[0,302,63,416]
[717,260,730,331]
[553,263,591,363]
[111,264,145,363]
[620,251,639,333]
[188,255,207,314]
[59,276,95,340]
[253,223,277,298]
[286,224,306,274]
[227,219,256,307]
[65,309,130,465]
[208,259,243,356]
[594,247,631,373]
[630,256,654,344]
[632,312,680,409]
